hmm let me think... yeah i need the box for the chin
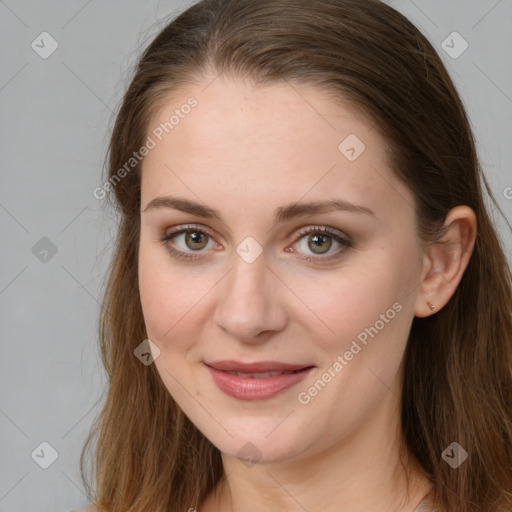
[199,419,311,465]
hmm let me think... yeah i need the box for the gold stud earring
[427,301,436,312]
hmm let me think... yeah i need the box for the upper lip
[205,360,314,372]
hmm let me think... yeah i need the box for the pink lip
[205,360,312,372]
[204,362,316,401]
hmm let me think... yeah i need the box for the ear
[414,205,477,318]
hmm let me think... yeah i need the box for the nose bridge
[213,248,286,340]
[230,250,268,302]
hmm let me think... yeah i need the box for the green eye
[159,224,352,263]
[293,226,351,262]
[159,225,215,261]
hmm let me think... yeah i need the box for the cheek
[299,258,406,339]
[298,247,416,386]
[138,241,216,354]
[138,247,166,333]
[296,267,411,423]
[138,243,187,346]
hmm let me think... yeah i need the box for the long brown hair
[80,1,512,510]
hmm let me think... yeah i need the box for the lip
[204,361,316,401]
[205,360,312,372]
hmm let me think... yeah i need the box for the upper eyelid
[164,223,216,240]
[163,224,350,252]
[163,223,348,242]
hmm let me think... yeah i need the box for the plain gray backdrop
[1,1,511,510]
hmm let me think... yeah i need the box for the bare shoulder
[412,489,435,512]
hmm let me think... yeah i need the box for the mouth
[204,361,316,400]
[217,369,307,378]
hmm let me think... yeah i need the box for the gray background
[0,1,511,510]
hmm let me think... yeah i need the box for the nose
[213,250,288,344]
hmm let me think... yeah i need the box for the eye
[291,226,352,262]
[159,224,218,261]
[158,224,352,263]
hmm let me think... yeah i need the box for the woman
[78,0,512,511]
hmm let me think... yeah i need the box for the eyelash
[158,224,352,263]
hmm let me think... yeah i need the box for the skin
[138,74,476,512]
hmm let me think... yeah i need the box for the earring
[427,301,436,312]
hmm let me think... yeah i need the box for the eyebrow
[143,195,375,227]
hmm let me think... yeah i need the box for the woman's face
[138,75,427,465]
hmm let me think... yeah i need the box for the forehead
[140,75,414,224]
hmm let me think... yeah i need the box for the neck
[200,387,433,512]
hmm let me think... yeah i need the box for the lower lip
[205,364,316,400]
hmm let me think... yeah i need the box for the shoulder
[412,495,435,512]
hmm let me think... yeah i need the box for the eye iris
[308,233,332,254]
[185,231,208,250]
